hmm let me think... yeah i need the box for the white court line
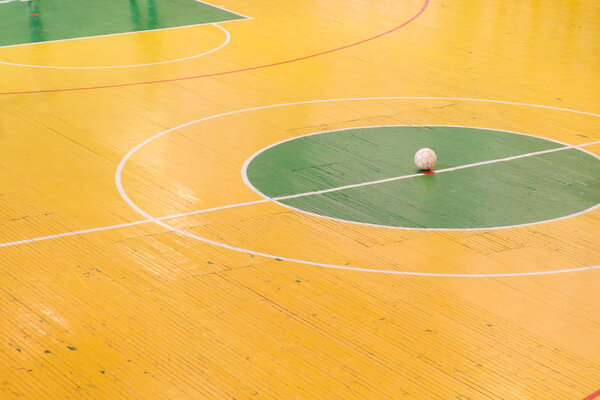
[0,199,272,249]
[0,24,232,69]
[282,145,590,198]
[4,135,599,275]
[0,2,249,50]
[114,97,600,277]
[192,0,253,20]
[2,139,598,249]
[2,97,600,277]
[241,125,600,231]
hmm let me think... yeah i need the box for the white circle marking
[0,24,230,69]
[241,124,600,231]
[115,97,600,277]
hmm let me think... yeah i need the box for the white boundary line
[241,125,600,231]
[111,97,600,277]
[0,1,249,50]
[192,0,252,20]
[0,24,232,69]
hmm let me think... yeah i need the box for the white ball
[414,148,437,170]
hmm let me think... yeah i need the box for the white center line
[0,140,598,249]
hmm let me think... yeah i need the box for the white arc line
[114,97,600,277]
[245,133,600,231]
[2,97,600,278]
[0,24,231,69]
[3,139,598,250]
[0,200,269,248]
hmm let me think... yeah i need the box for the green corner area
[0,0,246,47]
[246,126,600,229]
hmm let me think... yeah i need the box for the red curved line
[0,0,429,95]
[583,389,600,400]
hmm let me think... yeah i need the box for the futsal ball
[414,148,437,170]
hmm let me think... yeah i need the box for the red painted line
[0,0,429,95]
[31,13,39,16]
[582,389,600,400]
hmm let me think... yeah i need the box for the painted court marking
[1,97,599,277]
[0,24,232,69]
[241,124,600,230]
[2,140,598,246]
[583,389,600,400]
[114,97,600,277]
[0,0,429,94]
[192,0,252,20]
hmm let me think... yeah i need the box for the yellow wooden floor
[1,0,599,399]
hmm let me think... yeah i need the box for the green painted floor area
[246,126,600,229]
[0,0,245,47]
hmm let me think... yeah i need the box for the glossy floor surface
[0,1,599,399]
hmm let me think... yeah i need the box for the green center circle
[244,126,600,229]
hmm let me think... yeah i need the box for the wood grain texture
[0,0,598,399]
